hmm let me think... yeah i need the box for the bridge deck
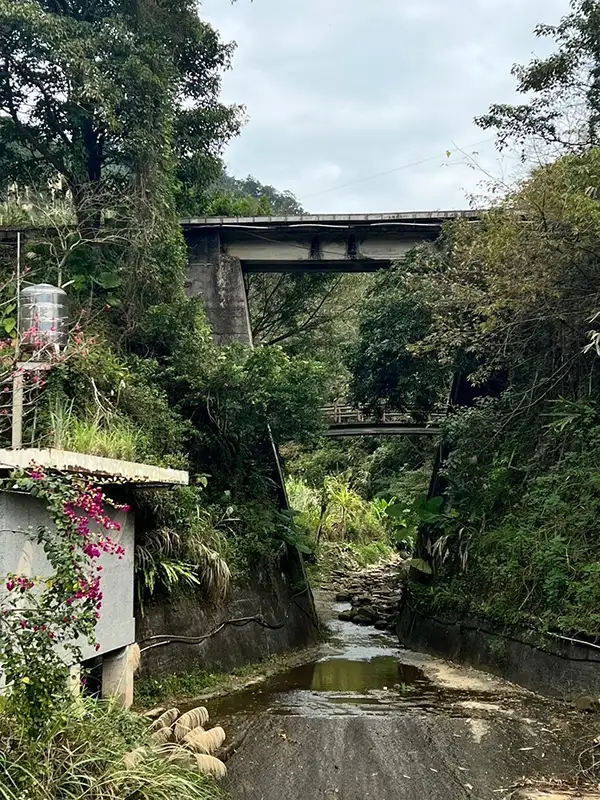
[323,423,441,437]
[183,211,477,273]
[321,405,444,437]
[181,210,478,228]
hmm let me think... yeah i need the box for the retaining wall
[136,551,317,679]
[397,604,600,700]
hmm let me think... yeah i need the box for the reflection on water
[272,656,425,694]
[205,654,432,719]
[184,600,560,732]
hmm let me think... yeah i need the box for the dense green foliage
[284,434,435,575]
[0,0,241,217]
[0,697,223,800]
[349,1,600,637]
[348,264,449,417]
[0,0,328,607]
[409,153,600,633]
[359,153,600,633]
[205,173,304,216]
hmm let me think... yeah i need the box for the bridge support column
[186,230,253,345]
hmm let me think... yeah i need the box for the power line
[301,137,496,199]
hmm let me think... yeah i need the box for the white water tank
[19,284,68,355]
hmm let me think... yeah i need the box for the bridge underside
[243,259,384,273]
[184,212,474,345]
[323,424,442,437]
[184,212,475,279]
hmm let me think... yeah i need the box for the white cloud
[201,0,572,212]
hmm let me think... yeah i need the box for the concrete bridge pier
[186,229,253,346]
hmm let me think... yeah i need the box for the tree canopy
[477,0,600,153]
[0,0,242,219]
[342,1,600,636]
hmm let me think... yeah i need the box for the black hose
[138,588,317,653]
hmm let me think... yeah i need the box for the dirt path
[209,595,591,800]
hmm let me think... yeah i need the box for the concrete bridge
[184,211,474,344]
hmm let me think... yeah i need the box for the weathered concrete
[0,448,188,487]
[397,605,600,701]
[186,229,253,345]
[102,645,135,708]
[182,211,475,276]
[137,558,317,679]
[184,212,471,344]
[227,713,576,800]
[219,598,586,800]
[0,490,135,661]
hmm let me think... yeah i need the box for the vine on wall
[0,467,128,729]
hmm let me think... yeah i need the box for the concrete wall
[223,234,416,264]
[0,490,135,661]
[186,230,253,345]
[136,555,318,679]
[397,605,600,700]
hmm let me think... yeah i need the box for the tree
[0,0,242,224]
[347,262,450,418]
[248,273,343,346]
[212,174,304,215]
[395,150,600,633]
[180,171,305,218]
[477,0,600,154]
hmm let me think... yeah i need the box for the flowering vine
[0,466,129,727]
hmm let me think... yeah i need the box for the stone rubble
[325,559,406,632]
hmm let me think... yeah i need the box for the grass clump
[136,668,227,709]
[63,415,146,461]
[48,398,149,461]
[0,697,223,800]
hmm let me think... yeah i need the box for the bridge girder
[183,211,476,277]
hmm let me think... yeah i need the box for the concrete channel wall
[137,551,318,679]
[397,605,600,700]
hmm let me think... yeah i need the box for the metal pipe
[12,233,22,449]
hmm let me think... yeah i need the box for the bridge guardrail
[321,404,445,426]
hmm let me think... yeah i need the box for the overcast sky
[201,0,571,214]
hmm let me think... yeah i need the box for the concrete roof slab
[0,449,188,487]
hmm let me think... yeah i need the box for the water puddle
[188,602,552,724]
[202,604,444,719]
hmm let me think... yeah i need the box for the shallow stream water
[192,598,588,799]
[203,603,548,722]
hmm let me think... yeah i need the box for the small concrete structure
[0,448,188,487]
[0,449,188,707]
[183,211,475,345]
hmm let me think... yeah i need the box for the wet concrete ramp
[219,604,584,799]
[228,712,578,800]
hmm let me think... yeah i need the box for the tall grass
[0,698,223,800]
[64,416,145,461]
[0,187,76,228]
[48,399,147,461]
